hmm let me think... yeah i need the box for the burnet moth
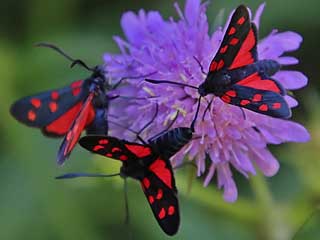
[146,5,291,120]
[11,43,125,165]
[57,105,197,235]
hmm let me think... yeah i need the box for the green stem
[250,172,290,240]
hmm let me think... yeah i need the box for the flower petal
[217,163,238,202]
[184,0,201,25]
[285,95,298,108]
[274,71,308,90]
[277,56,299,65]
[251,148,279,177]
[259,31,303,59]
[253,3,266,28]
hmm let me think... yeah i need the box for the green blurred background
[1,0,319,239]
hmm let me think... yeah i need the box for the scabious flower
[103,0,310,202]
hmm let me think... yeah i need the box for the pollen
[142,86,156,97]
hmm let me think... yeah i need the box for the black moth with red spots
[79,127,193,236]
[10,65,111,165]
[198,5,290,118]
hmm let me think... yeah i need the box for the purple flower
[104,0,310,202]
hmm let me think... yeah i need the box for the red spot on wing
[71,80,83,96]
[228,27,236,35]
[72,88,81,96]
[230,38,239,46]
[240,100,250,106]
[221,95,231,103]
[252,94,263,102]
[28,110,36,121]
[45,102,83,135]
[237,16,246,25]
[272,103,281,109]
[99,139,109,145]
[106,153,113,158]
[70,80,83,88]
[217,60,225,70]
[119,155,128,161]
[93,145,104,151]
[45,96,95,137]
[226,90,237,97]
[156,189,163,200]
[149,158,172,189]
[229,28,256,70]
[259,104,268,112]
[125,144,152,158]
[209,61,217,72]
[168,206,175,215]
[30,98,41,108]
[51,91,59,100]
[158,208,166,220]
[220,45,228,54]
[49,102,58,113]
[237,73,281,93]
[112,147,121,153]
[149,195,155,204]
[63,93,95,156]
[143,177,150,189]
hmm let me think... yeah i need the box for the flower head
[104,0,310,202]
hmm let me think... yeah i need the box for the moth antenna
[112,71,158,89]
[35,42,94,72]
[240,107,247,120]
[145,79,198,90]
[55,172,120,179]
[111,95,160,101]
[148,110,180,142]
[191,97,202,132]
[109,104,159,145]
[202,98,213,121]
[193,56,207,75]
[137,104,159,134]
